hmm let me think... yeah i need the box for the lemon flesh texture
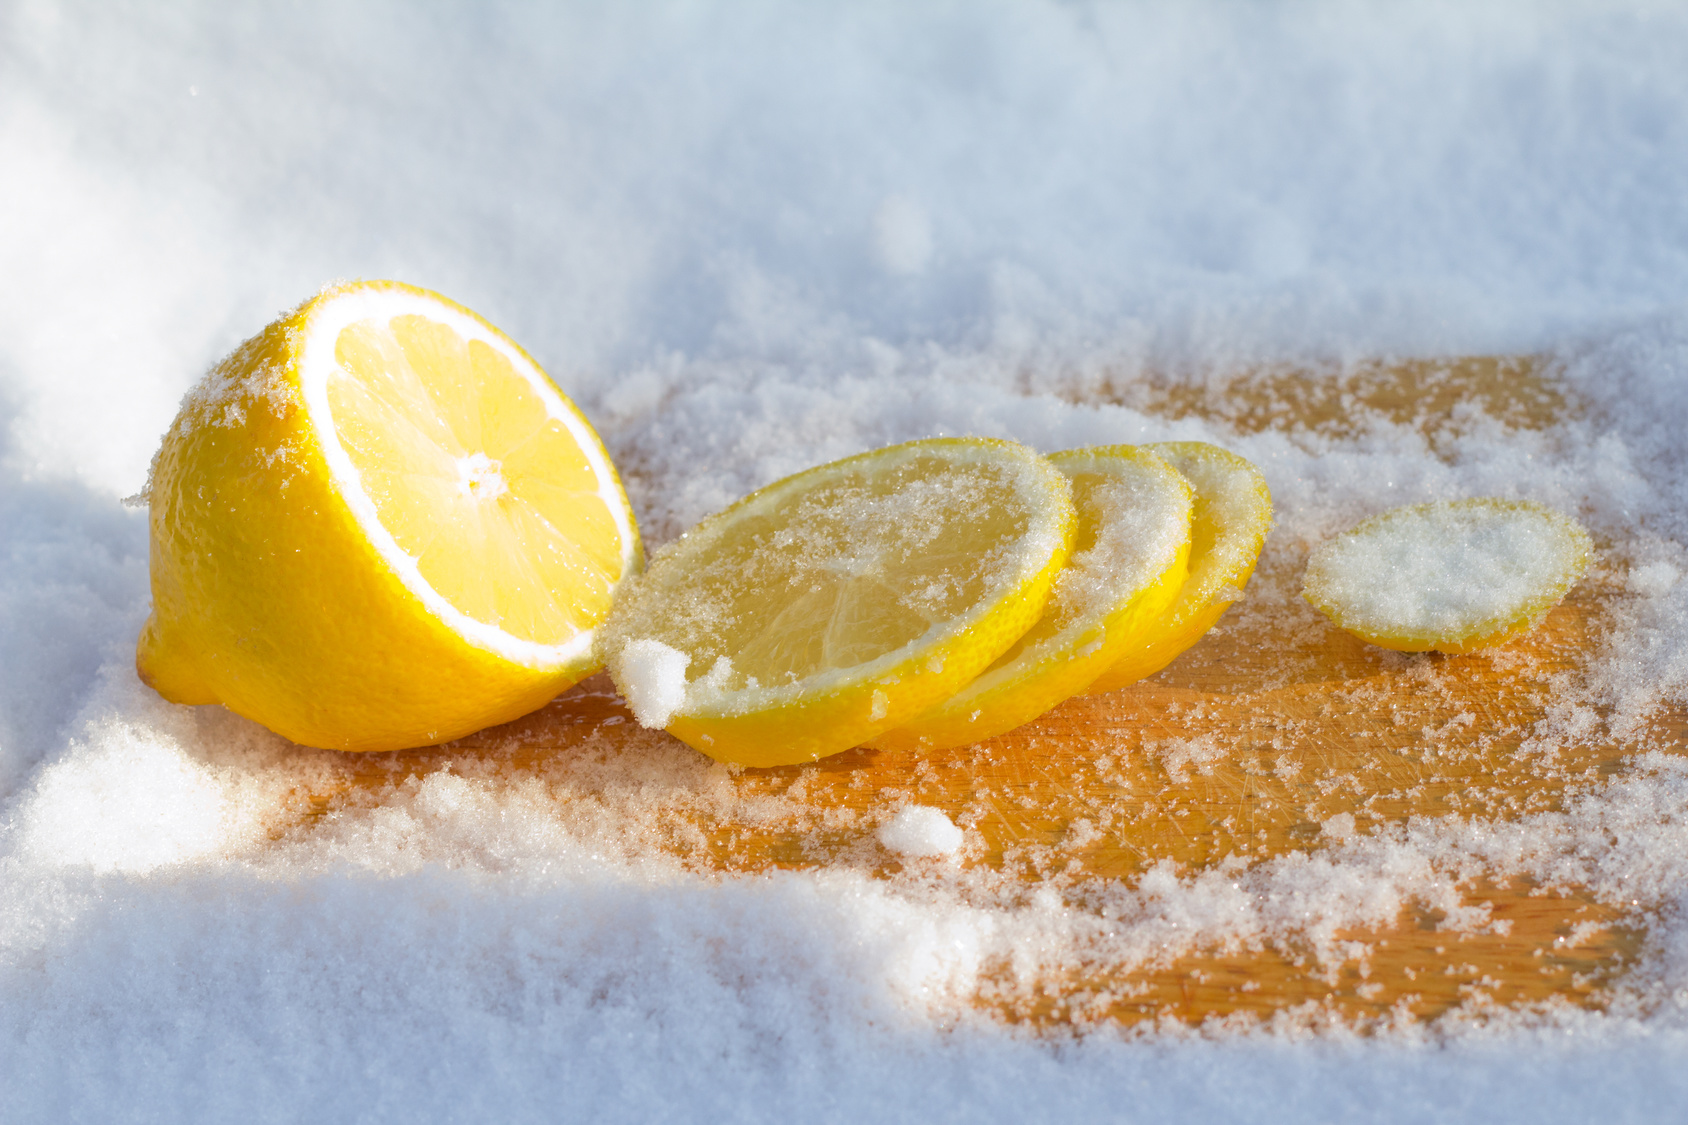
[1086,442,1273,694]
[598,438,1077,767]
[873,446,1192,753]
[1301,498,1591,654]
[136,280,641,751]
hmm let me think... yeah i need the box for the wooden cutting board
[287,355,1686,1030]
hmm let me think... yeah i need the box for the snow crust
[4,1,1688,1120]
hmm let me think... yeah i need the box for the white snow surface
[4,1,1688,1120]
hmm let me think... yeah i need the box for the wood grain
[289,355,1685,1030]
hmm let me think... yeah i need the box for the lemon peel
[136,280,642,751]
[1302,498,1592,654]
[873,445,1192,752]
[598,438,1077,767]
[1086,442,1273,694]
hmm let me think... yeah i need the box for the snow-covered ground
[4,2,1688,1120]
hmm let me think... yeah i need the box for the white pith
[297,285,637,670]
[457,452,508,501]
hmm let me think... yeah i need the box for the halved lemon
[872,445,1192,752]
[136,280,642,751]
[1302,498,1591,654]
[597,438,1077,767]
[1085,442,1272,694]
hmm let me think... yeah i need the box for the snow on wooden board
[281,356,1684,1031]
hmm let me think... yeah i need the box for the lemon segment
[598,438,1077,767]
[1301,498,1591,654]
[326,314,622,645]
[872,445,1193,753]
[136,280,642,751]
[1085,442,1273,694]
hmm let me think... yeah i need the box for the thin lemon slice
[598,438,1077,767]
[1302,498,1592,654]
[136,280,642,751]
[1085,442,1273,694]
[872,445,1193,752]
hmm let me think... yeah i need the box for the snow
[879,805,966,858]
[612,638,689,728]
[872,195,936,278]
[1303,500,1592,650]
[4,1,1688,1120]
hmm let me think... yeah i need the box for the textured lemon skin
[872,446,1191,754]
[1085,597,1233,691]
[615,438,1077,768]
[1086,442,1273,694]
[136,282,634,751]
[1301,498,1592,655]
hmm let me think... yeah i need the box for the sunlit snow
[4,2,1688,1121]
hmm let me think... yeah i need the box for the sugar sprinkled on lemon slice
[598,438,1077,767]
[1301,498,1592,654]
[137,280,642,751]
[1086,442,1272,694]
[872,444,1192,752]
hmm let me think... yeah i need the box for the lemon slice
[872,445,1192,752]
[136,280,641,751]
[1302,498,1592,654]
[598,438,1077,767]
[1085,442,1273,694]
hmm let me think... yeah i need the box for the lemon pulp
[326,313,625,646]
[599,438,1076,766]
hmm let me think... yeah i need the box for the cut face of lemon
[1302,498,1591,654]
[872,445,1192,753]
[136,280,641,751]
[316,292,632,650]
[598,438,1077,767]
[1085,442,1273,694]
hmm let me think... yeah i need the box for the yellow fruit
[872,445,1192,752]
[1085,442,1273,693]
[136,280,642,751]
[597,438,1077,767]
[1301,498,1591,654]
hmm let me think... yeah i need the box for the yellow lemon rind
[137,280,641,751]
[1085,442,1273,694]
